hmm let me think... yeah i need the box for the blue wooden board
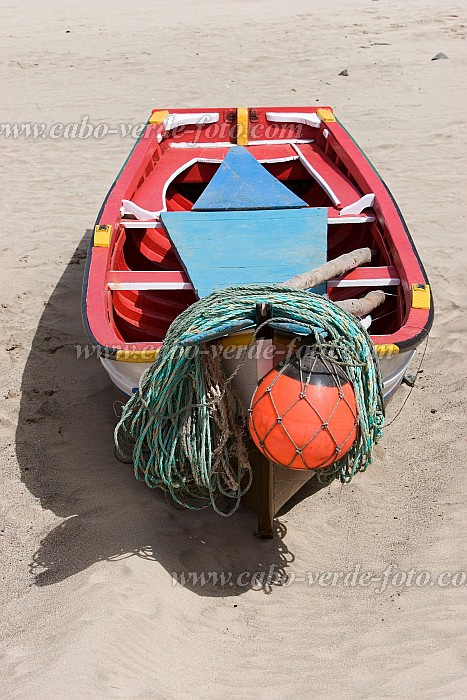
[160,208,328,298]
[192,146,307,211]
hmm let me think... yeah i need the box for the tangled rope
[114,285,385,515]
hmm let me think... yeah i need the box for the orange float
[248,347,358,470]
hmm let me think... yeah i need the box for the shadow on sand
[16,234,325,596]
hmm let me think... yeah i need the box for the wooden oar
[282,247,385,317]
[282,247,372,289]
[335,290,385,317]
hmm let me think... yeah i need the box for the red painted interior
[84,107,430,352]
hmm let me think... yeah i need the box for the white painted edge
[247,139,315,146]
[121,200,161,220]
[327,277,400,288]
[361,315,372,330]
[169,141,232,149]
[121,220,163,229]
[328,215,375,224]
[291,143,341,206]
[108,282,193,291]
[169,139,315,148]
[339,193,375,216]
[265,111,322,128]
[257,156,300,164]
[163,112,220,132]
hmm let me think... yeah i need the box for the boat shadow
[16,233,300,596]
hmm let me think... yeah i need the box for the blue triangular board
[192,146,307,211]
[160,208,327,298]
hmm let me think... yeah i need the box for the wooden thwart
[283,247,372,289]
[107,270,192,291]
[327,266,399,288]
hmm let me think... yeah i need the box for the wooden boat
[82,106,432,535]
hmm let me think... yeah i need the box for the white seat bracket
[339,193,375,216]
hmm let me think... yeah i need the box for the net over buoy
[248,346,359,470]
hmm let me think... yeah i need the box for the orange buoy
[248,347,358,470]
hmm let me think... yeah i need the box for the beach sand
[0,0,466,697]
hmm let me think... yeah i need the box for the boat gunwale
[82,107,433,361]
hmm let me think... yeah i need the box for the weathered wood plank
[160,208,328,298]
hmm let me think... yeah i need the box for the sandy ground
[0,0,466,697]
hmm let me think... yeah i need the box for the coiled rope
[114,285,385,515]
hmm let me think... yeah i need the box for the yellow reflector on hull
[411,284,431,310]
[94,224,112,247]
[375,344,400,357]
[317,108,336,122]
[149,110,169,125]
[115,349,159,362]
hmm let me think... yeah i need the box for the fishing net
[114,285,385,515]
